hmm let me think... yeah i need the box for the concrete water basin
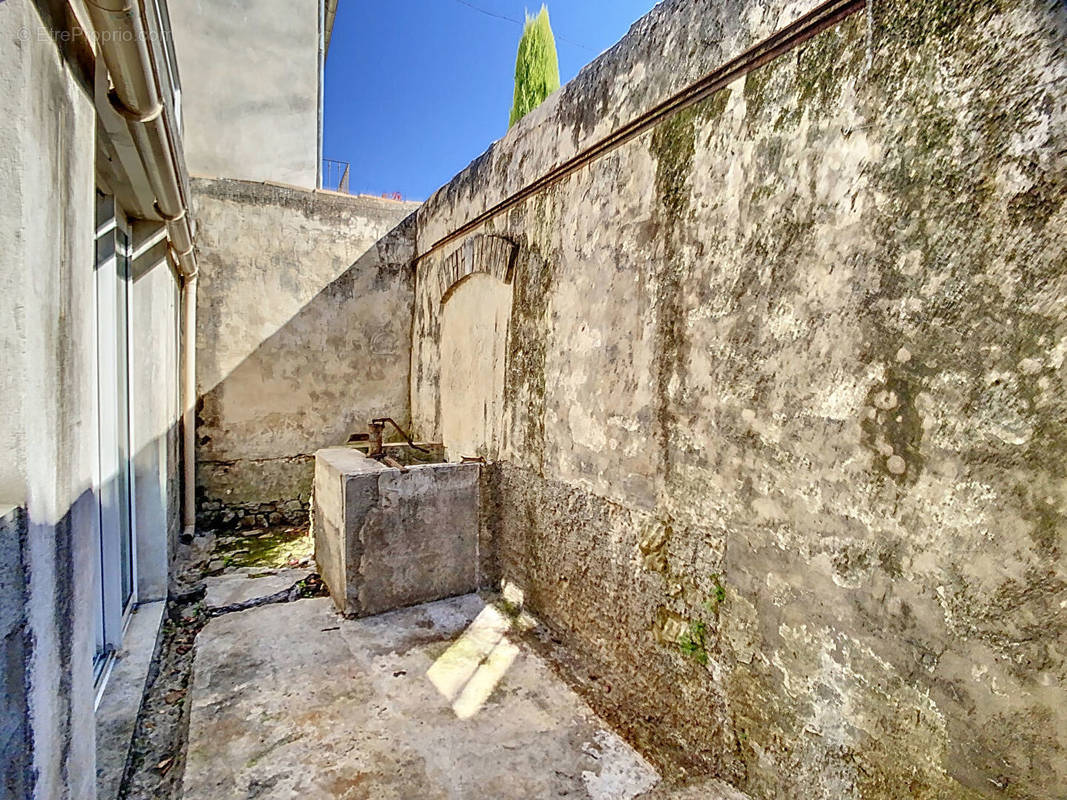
[312,446,479,617]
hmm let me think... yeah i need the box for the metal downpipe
[181,272,198,536]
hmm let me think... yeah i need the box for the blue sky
[323,1,658,201]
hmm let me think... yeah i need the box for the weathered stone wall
[193,179,419,529]
[412,1,1067,797]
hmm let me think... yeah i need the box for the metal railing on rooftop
[322,158,351,193]
[321,160,409,201]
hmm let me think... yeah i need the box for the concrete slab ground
[184,594,662,799]
[95,601,165,800]
[203,568,312,609]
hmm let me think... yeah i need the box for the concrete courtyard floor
[183,589,663,799]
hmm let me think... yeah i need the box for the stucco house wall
[2,3,109,797]
[410,0,1067,797]
[0,2,185,797]
[192,179,419,529]
[168,0,324,188]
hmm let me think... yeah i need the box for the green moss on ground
[213,528,313,571]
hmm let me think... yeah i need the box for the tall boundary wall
[410,0,1067,797]
[193,179,419,530]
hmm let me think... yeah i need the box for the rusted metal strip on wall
[418,0,866,263]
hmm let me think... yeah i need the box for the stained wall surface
[193,179,420,528]
[410,0,1067,797]
[2,2,114,796]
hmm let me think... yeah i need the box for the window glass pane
[94,196,137,681]
[116,226,134,610]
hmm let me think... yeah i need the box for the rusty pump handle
[371,418,430,454]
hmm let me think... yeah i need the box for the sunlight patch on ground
[452,637,520,719]
[427,604,519,719]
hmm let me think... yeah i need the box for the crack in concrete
[206,574,327,617]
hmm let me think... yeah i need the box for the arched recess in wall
[436,235,516,461]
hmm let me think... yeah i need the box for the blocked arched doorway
[439,271,512,460]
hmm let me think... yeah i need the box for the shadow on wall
[1,505,31,799]
[3,413,177,800]
[25,488,101,800]
[195,212,418,530]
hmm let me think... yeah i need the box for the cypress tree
[509,6,561,128]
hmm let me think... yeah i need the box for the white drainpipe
[180,274,198,535]
[86,0,199,536]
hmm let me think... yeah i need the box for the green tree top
[509,6,561,129]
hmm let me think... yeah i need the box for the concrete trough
[312,446,479,617]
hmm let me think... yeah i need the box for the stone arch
[435,235,517,460]
[432,234,517,311]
